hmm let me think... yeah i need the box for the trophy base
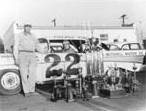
[67,99,76,103]
[99,89,126,98]
[92,95,100,99]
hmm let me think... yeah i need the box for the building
[3,22,138,51]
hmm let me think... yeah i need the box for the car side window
[37,38,50,53]
[110,45,119,50]
[122,44,129,50]
[130,44,140,50]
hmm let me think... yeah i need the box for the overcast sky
[0,0,145,37]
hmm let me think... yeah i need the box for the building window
[100,34,108,41]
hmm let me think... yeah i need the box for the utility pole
[120,14,128,26]
[52,19,56,27]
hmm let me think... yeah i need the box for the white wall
[93,28,137,43]
[3,23,139,51]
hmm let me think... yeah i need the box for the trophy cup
[132,63,137,93]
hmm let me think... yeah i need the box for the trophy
[50,76,59,102]
[132,63,137,93]
[64,67,84,102]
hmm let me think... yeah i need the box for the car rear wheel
[0,69,21,95]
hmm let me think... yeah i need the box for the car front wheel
[0,69,21,95]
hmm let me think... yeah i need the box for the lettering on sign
[105,51,145,58]
[52,36,87,40]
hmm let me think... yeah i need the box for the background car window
[122,44,129,50]
[109,45,119,50]
[130,44,140,50]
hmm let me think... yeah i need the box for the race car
[0,23,145,96]
[0,36,88,95]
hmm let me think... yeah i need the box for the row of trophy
[49,67,89,102]
[84,37,141,98]
[48,37,141,102]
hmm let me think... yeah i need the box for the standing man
[13,24,42,97]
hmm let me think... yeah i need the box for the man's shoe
[67,99,76,102]
[24,93,31,98]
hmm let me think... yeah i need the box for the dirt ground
[0,71,145,111]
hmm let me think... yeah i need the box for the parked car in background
[107,42,142,51]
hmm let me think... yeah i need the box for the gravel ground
[0,71,145,111]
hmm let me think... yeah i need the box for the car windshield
[38,38,86,53]
[50,40,86,53]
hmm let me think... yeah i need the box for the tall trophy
[85,37,104,99]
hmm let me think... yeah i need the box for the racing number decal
[44,53,80,78]
[65,53,80,75]
[44,54,62,78]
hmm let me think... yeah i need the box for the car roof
[50,43,63,46]
[39,36,87,41]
